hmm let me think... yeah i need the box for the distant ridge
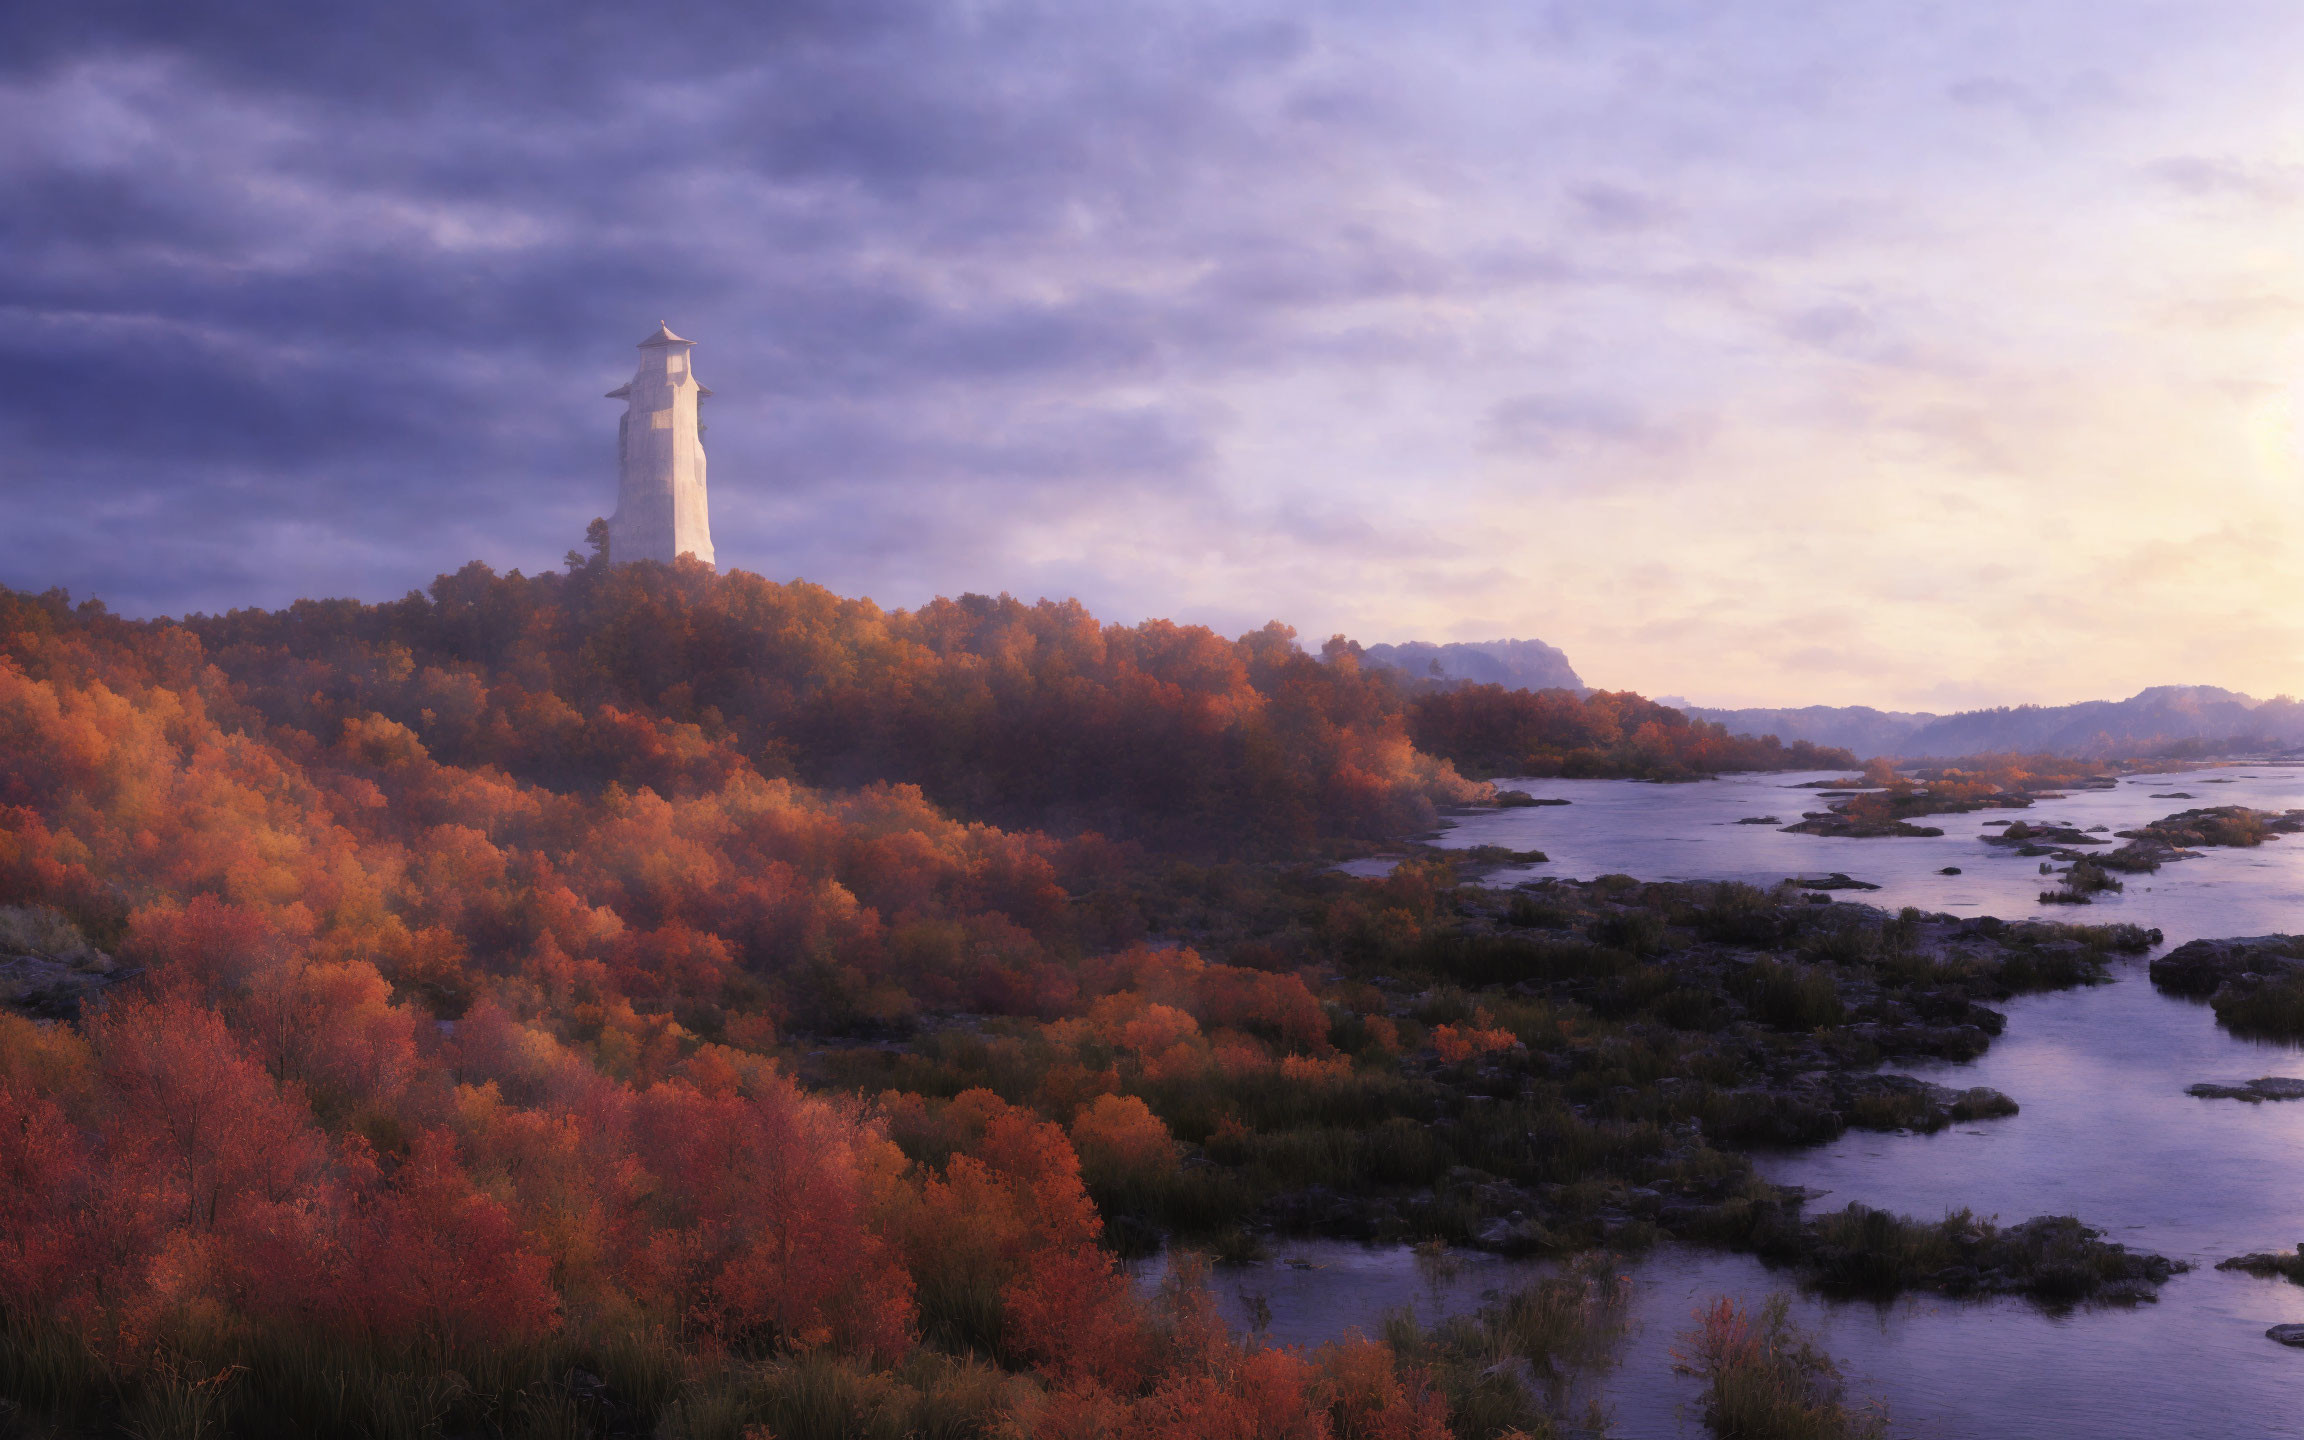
[1348,641,2295,761]
[1357,638,1585,693]
[1677,685,2304,760]
[1655,701,1934,756]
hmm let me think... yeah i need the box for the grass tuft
[1674,1295,1887,1440]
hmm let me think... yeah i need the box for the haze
[5,0,2302,709]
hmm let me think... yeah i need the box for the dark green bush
[1744,960,1844,1031]
[1689,883,1788,946]
[1505,892,1576,929]
[1587,909,1671,957]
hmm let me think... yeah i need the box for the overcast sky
[6,1,2304,708]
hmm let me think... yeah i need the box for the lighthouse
[606,323,715,567]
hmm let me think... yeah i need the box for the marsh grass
[0,1316,114,1424]
[0,1317,734,1440]
[2211,972,2304,1041]
[1674,1295,1887,1440]
[1842,1088,1942,1134]
[1586,910,1671,959]
[1806,1204,1962,1292]
[1504,893,1577,930]
[1418,933,1635,987]
[117,1362,242,1440]
[1686,883,1790,947]
[1383,1256,1632,1438]
[1946,1087,2018,1122]
[5,1325,1030,1440]
[1800,1203,2170,1302]
[1736,960,1843,1031]
[2040,860,2123,905]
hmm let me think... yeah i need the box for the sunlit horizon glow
[5,2,2304,710]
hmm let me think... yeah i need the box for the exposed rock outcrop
[2220,1246,2304,1282]
[0,905,126,1020]
[2149,935,2304,997]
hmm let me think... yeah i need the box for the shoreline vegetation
[1402,681,1858,782]
[1675,1294,1890,1440]
[0,567,2217,1437]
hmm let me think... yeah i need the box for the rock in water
[1948,1086,2020,1121]
[1493,790,1569,807]
[2187,1077,2304,1103]
[2269,1324,2304,1347]
[2218,1246,2304,1282]
[2149,936,2304,996]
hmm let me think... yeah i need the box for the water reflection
[1427,764,2304,942]
[1211,767,2304,1437]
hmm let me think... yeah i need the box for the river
[1158,765,2304,1438]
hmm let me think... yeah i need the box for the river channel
[1159,765,2304,1438]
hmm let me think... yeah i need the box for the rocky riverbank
[1243,875,2180,1302]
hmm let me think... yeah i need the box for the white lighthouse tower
[606,323,715,567]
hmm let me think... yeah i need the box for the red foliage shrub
[1068,1094,1181,1193]
[339,1130,559,1350]
[92,995,331,1232]
[0,1083,95,1312]
[630,1074,914,1356]
[1430,1023,1520,1065]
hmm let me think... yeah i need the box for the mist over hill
[1653,700,1934,757]
[1900,686,2304,758]
[1675,685,2304,760]
[1319,634,2288,762]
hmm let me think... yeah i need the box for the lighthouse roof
[637,321,692,348]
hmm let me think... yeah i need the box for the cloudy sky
[6,1,2304,708]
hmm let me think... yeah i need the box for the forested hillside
[0,562,1861,1437]
[181,556,1485,854]
[1407,682,1856,779]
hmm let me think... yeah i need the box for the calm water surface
[1175,766,2304,1438]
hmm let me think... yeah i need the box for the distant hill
[1358,638,1585,692]
[1677,685,2304,760]
[1661,701,1933,757]
[1352,639,2298,761]
[1900,686,2304,759]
